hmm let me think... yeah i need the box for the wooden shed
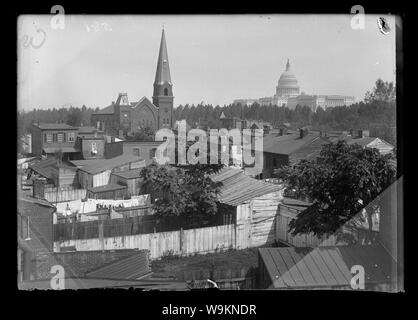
[77,154,145,189]
[110,169,143,196]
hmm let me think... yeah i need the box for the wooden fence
[44,188,87,203]
[54,224,236,259]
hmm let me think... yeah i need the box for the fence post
[179,227,184,256]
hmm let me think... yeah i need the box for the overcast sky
[18,14,396,111]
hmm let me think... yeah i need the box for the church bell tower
[153,28,174,129]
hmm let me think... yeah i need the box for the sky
[18,14,397,111]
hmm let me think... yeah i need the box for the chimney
[299,128,304,139]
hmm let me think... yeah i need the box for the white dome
[276,59,300,96]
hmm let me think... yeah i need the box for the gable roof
[133,96,159,110]
[79,154,145,174]
[211,167,282,206]
[92,104,115,115]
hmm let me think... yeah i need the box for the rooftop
[259,244,396,289]
[211,167,282,206]
[33,123,78,130]
[112,169,143,179]
[79,154,145,174]
[87,183,128,193]
[262,131,329,156]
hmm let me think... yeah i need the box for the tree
[66,107,82,127]
[365,78,396,104]
[127,126,155,141]
[276,140,396,240]
[140,163,224,220]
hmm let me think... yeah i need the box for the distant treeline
[18,79,396,146]
[174,101,396,142]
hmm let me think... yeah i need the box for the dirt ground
[150,248,260,279]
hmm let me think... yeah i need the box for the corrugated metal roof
[259,244,395,289]
[85,250,151,280]
[79,154,145,174]
[87,184,127,193]
[211,167,282,206]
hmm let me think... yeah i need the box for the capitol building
[233,59,354,112]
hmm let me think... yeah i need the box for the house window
[91,142,97,155]
[150,148,157,158]
[52,133,58,142]
[68,132,75,142]
[57,133,64,143]
[164,88,168,96]
[44,133,52,143]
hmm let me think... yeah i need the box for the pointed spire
[286,58,290,71]
[154,28,172,85]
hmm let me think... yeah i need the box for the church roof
[154,29,172,85]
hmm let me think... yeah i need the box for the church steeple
[154,28,172,89]
[153,28,174,129]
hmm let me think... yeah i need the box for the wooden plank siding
[44,189,87,203]
[250,191,282,247]
[54,224,236,260]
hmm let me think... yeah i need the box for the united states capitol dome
[276,59,300,96]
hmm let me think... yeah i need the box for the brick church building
[91,29,174,137]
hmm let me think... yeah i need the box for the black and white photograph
[17,10,403,296]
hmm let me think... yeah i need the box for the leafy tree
[140,163,224,220]
[365,78,396,104]
[66,107,83,127]
[277,140,396,240]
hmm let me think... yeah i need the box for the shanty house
[77,154,146,189]
[256,129,331,179]
[110,169,143,195]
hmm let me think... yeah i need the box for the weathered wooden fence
[44,188,87,203]
[54,224,236,259]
